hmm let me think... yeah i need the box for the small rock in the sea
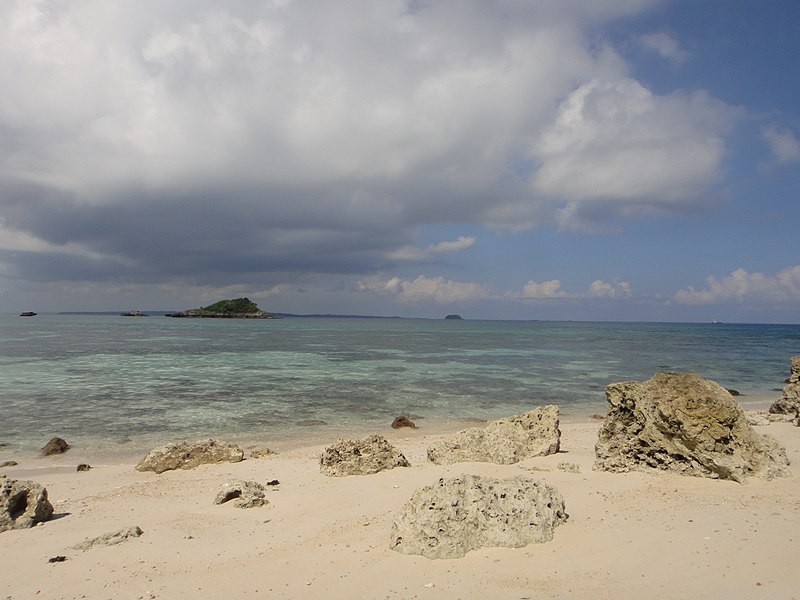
[48,555,67,563]
[726,388,741,396]
[42,437,70,456]
[76,464,91,472]
[0,461,18,468]
[391,416,417,429]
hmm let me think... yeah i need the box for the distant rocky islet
[165,297,279,319]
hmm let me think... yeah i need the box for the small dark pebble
[266,479,280,486]
[76,463,91,472]
[48,556,67,563]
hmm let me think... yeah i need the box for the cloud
[762,125,800,165]
[532,78,740,230]
[674,266,800,305]
[0,0,737,294]
[515,279,571,299]
[638,32,690,65]
[587,279,632,298]
[359,274,491,304]
[389,236,476,261]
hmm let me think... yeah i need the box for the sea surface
[1,315,798,458]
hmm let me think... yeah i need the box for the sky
[1,0,799,322]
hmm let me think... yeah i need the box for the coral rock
[213,480,268,508]
[320,435,409,477]
[135,439,244,474]
[0,477,54,533]
[595,371,790,482]
[427,405,560,465]
[390,474,567,559]
[769,356,800,415]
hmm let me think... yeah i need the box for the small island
[166,297,278,319]
[444,314,463,320]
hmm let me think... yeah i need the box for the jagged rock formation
[213,481,268,508]
[73,526,143,550]
[390,474,568,559]
[319,434,409,477]
[769,356,800,415]
[594,372,790,482]
[427,405,560,465]
[135,439,245,474]
[0,477,54,533]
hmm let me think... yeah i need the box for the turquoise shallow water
[1,315,798,456]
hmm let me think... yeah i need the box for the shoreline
[2,416,798,599]
[0,393,779,465]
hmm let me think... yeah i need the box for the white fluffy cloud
[359,275,491,304]
[638,32,690,65]
[516,279,570,299]
[762,126,800,166]
[674,266,800,304]
[361,275,634,304]
[532,78,739,230]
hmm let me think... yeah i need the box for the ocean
[1,315,798,458]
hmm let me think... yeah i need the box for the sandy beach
[2,418,799,600]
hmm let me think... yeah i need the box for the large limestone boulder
[1,476,54,533]
[320,434,409,477]
[427,405,560,465]
[769,356,800,415]
[135,439,245,474]
[595,372,790,482]
[390,474,568,559]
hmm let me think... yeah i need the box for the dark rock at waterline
[391,416,417,429]
[0,461,18,468]
[727,388,741,396]
[444,314,463,320]
[42,437,69,456]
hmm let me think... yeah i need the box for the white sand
[2,420,799,600]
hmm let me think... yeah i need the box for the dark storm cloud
[0,0,737,292]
